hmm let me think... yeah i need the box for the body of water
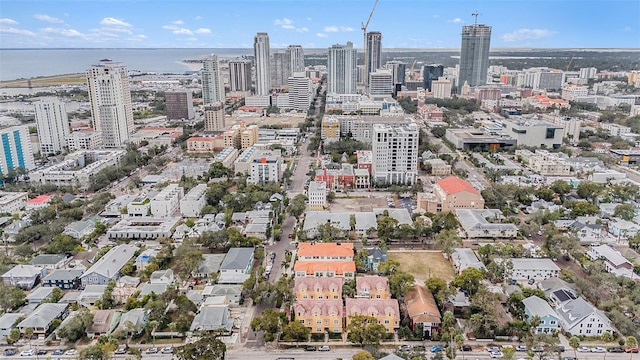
[0,48,256,81]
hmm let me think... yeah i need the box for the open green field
[388,250,455,283]
[0,73,85,88]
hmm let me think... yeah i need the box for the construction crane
[361,0,380,85]
[566,55,575,71]
[409,60,418,80]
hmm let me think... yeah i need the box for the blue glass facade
[13,130,25,169]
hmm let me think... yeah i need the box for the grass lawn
[388,251,455,283]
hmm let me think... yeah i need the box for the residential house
[78,285,107,307]
[189,305,233,333]
[302,211,351,239]
[17,303,68,338]
[418,176,484,213]
[404,285,441,338]
[218,248,255,284]
[28,254,67,271]
[59,291,81,304]
[42,269,83,290]
[294,277,343,301]
[297,242,354,261]
[3,220,28,242]
[292,300,344,334]
[510,258,560,281]
[0,313,24,344]
[608,219,639,239]
[444,291,470,316]
[455,209,518,239]
[193,254,225,279]
[571,221,603,243]
[201,285,243,306]
[87,310,121,338]
[135,248,159,269]
[355,276,390,299]
[587,245,638,279]
[294,261,357,279]
[538,278,578,307]
[345,298,400,333]
[354,212,377,237]
[149,269,174,284]
[556,298,615,336]
[80,245,138,286]
[26,287,54,304]
[115,308,148,336]
[139,283,169,296]
[451,248,485,274]
[373,208,413,225]
[63,219,98,239]
[364,248,388,274]
[2,265,44,289]
[522,296,561,334]
[294,242,356,280]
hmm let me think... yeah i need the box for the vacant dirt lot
[388,250,455,284]
[329,195,389,212]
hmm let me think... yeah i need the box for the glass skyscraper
[459,24,492,90]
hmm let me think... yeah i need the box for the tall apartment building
[0,126,36,173]
[150,183,184,217]
[288,73,313,111]
[271,51,290,88]
[165,91,194,120]
[368,69,393,96]
[179,183,207,218]
[204,102,225,132]
[202,55,225,104]
[327,42,357,94]
[423,64,444,91]
[67,131,102,151]
[249,152,281,185]
[228,60,252,92]
[459,24,492,90]
[372,123,419,185]
[386,61,406,86]
[579,67,597,79]
[431,77,452,99]
[34,99,70,156]
[86,60,134,148]
[288,45,305,73]
[307,181,327,210]
[254,32,271,96]
[365,31,382,86]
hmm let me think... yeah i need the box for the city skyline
[0,0,638,49]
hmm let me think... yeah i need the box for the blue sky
[0,0,638,49]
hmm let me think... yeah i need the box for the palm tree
[569,336,580,359]
[627,336,638,360]
[24,327,34,350]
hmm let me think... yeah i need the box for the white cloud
[42,27,85,37]
[340,26,354,32]
[502,28,556,42]
[0,18,18,25]
[134,34,147,39]
[163,24,178,30]
[449,18,463,23]
[274,18,293,26]
[195,16,202,20]
[34,14,64,23]
[316,33,328,38]
[172,20,184,25]
[324,26,338,32]
[100,17,132,28]
[173,28,193,35]
[296,27,308,33]
[194,28,211,34]
[0,27,35,36]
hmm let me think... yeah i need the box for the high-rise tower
[34,99,70,156]
[365,31,382,86]
[228,60,252,92]
[327,42,357,94]
[202,55,225,104]
[287,45,305,74]
[459,21,492,90]
[86,60,134,148]
[423,64,444,91]
[254,32,271,95]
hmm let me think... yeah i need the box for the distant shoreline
[0,73,86,89]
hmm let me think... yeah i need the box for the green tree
[174,334,226,360]
[281,320,310,343]
[352,351,375,360]
[569,336,581,359]
[346,315,387,347]
[6,328,20,344]
[550,180,572,197]
[57,308,94,342]
[452,268,484,295]
[49,287,63,303]
[435,229,462,259]
[287,194,307,219]
[614,204,635,221]
[503,346,516,360]
[570,201,599,217]
[576,181,603,201]
[174,238,204,279]
[0,285,25,310]
[388,271,415,300]
[626,336,638,359]
[251,309,287,342]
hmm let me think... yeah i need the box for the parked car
[65,349,77,356]
[591,347,606,353]
[625,347,639,353]
[318,346,330,352]
[577,347,591,352]
[19,350,33,357]
[515,345,528,352]
[398,345,412,351]
[146,347,159,354]
[36,350,47,355]
[532,346,544,353]
[562,357,577,360]
[51,349,64,355]
[461,345,472,351]
[303,346,316,351]
[490,351,504,358]
[554,346,565,352]
[608,347,625,353]
[115,346,129,355]
[161,347,173,354]
[430,345,442,353]
[487,346,501,353]
[4,349,16,356]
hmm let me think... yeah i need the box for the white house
[179,184,207,218]
[608,219,639,239]
[510,258,560,281]
[218,248,255,284]
[586,245,638,280]
[556,297,615,336]
[455,209,518,239]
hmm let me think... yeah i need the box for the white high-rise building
[327,42,357,94]
[372,123,419,185]
[287,72,313,111]
[365,31,382,86]
[368,69,393,96]
[228,60,252,92]
[579,67,597,79]
[34,99,70,156]
[202,55,225,104]
[0,126,36,173]
[287,45,305,74]
[431,77,452,99]
[254,32,271,96]
[86,60,134,148]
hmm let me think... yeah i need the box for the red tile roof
[405,285,441,324]
[437,176,479,195]
[26,195,52,204]
[297,242,354,258]
[294,261,355,275]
